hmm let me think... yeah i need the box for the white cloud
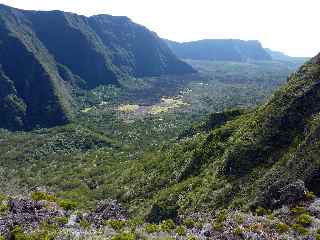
[1,0,319,56]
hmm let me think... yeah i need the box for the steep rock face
[166,39,272,62]
[0,4,194,130]
[0,70,26,130]
[89,15,194,77]
[25,10,120,88]
[0,5,71,130]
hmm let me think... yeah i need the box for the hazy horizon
[1,0,319,57]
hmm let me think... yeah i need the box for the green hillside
[0,4,194,130]
[1,3,320,239]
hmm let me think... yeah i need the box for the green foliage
[54,216,69,226]
[255,207,269,216]
[11,225,30,240]
[145,224,158,233]
[216,210,227,223]
[160,219,176,232]
[306,191,316,201]
[234,214,245,224]
[233,227,243,237]
[146,203,178,224]
[275,223,289,233]
[212,222,224,232]
[290,206,306,215]
[292,224,309,236]
[296,214,312,226]
[187,236,197,240]
[184,218,196,229]
[31,192,56,202]
[79,218,91,229]
[0,203,9,216]
[108,219,126,231]
[176,225,186,236]
[58,199,76,211]
[195,222,204,230]
[0,47,307,221]
[0,194,6,202]
[111,232,135,240]
[316,229,320,240]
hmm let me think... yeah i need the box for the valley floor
[0,59,307,239]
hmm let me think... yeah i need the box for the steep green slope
[0,4,194,130]
[138,53,320,217]
[165,39,272,62]
[25,10,120,89]
[0,5,72,130]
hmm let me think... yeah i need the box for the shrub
[216,209,227,223]
[184,218,195,229]
[146,203,178,224]
[275,223,289,233]
[316,233,320,240]
[176,225,186,236]
[230,198,246,210]
[0,194,7,202]
[79,218,90,229]
[111,232,135,240]
[187,236,197,240]
[58,199,76,211]
[0,236,4,240]
[212,222,224,232]
[255,207,267,216]
[292,224,309,236]
[31,192,56,202]
[108,219,126,231]
[290,206,306,215]
[306,191,316,201]
[160,219,175,232]
[195,222,203,230]
[54,216,69,225]
[29,230,56,240]
[234,214,245,224]
[267,214,274,220]
[145,224,158,233]
[296,214,312,226]
[11,225,30,240]
[233,227,243,237]
[0,203,9,216]
[127,218,144,229]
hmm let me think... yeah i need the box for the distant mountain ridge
[0,4,194,131]
[265,48,309,62]
[165,39,272,62]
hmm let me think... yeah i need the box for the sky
[1,0,319,57]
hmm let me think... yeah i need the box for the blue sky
[1,0,319,57]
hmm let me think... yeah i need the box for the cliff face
[0,5,71,130]
[166,39,272,62]
[0,4,194,130]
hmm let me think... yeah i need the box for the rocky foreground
[1,182,320,239]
